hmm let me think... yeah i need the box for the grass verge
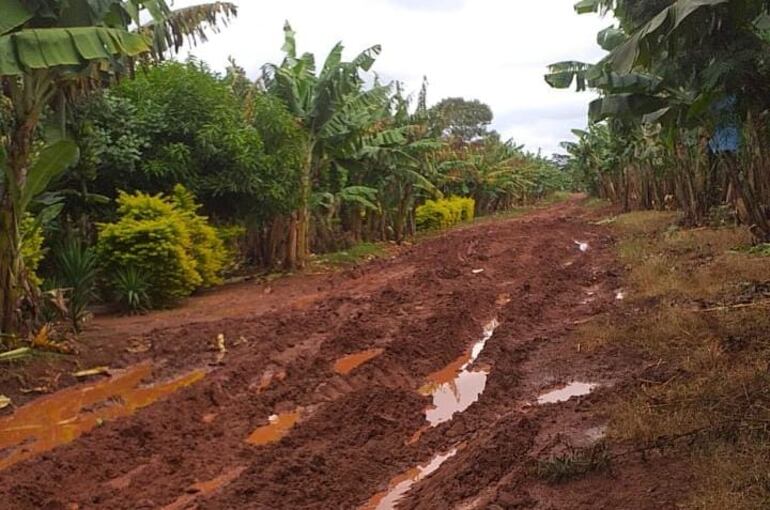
[312,242,387,268]
[575,210,770,509]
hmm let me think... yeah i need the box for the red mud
[0,198,692,509]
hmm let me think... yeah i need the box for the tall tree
[429,97,493,142]
[262,22,389,268]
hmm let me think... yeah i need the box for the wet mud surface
[0,198,690,509]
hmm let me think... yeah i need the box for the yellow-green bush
[97,186,224,307]
[416,196,475,231]
[20,214,45,286]
[171,185,226,286]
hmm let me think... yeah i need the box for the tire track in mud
[0,198,627,510]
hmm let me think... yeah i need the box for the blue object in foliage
[709,96,740,154]
[709,125,740,153]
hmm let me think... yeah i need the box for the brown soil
[0,197,692,509]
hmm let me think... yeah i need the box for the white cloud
[176,0,609,155]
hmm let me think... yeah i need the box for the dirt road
[0,198,687,509]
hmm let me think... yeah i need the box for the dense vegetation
[547,0,770,239]
[0,9,570,343]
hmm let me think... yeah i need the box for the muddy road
[0,198,684,509]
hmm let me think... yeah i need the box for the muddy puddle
[247,411,300,446]
[334,348,384,375]
[419,319,499,427]
[0,363,206,471]
[537,382,597,405]
[361,447,458,510]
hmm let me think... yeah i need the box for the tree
[429,97,493,142]
[240,91,306,268]
[262,22,390,268]
[0,0,236,339]
[343,83,443,244]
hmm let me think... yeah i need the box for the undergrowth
[575,209,770,509]
[535,443,611,483]
[314,242,386,267]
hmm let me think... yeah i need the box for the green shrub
[111,266,151,313]
[97,186,224,307]
[416,196,475,231]
[20,214,45,286]
[50,238,99,332]
[456,196,475,221]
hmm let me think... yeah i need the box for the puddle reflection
[362,448,458,510]
[161,465,246,510]
[419,320,498,427]
[0,363,206,471]
[537,382,597,405]
[246,411,300,446]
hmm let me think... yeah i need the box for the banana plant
[262,22,390,268]
[440,140,534,214]
[0,0,236,337]
[1,141,79,342]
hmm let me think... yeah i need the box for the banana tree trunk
[294,144,315,269]
[284,211,299,271]
[1,112,38,339]
[0,197,20,340]
[725,154,770,240]
[1,73,51,338]
[394,184,412,244]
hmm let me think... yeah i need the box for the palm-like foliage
[344,86,445,243]
[442,141,534,214]
[262,23,392,267]
[549,0,770,235]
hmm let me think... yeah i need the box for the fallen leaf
[0,347,32,361]
[20,387,48,394]
[72,367,111,378]
[0,395,11,409]
[30,324,51,348]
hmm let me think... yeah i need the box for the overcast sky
[176,0,609,155]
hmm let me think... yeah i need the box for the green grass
[583,197,612,209]
[314,242,386,267]
[539,190,574,205]
[747,243,770,256]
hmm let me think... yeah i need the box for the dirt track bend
[0,198,679,509]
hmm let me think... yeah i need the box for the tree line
[0,2,570,342]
